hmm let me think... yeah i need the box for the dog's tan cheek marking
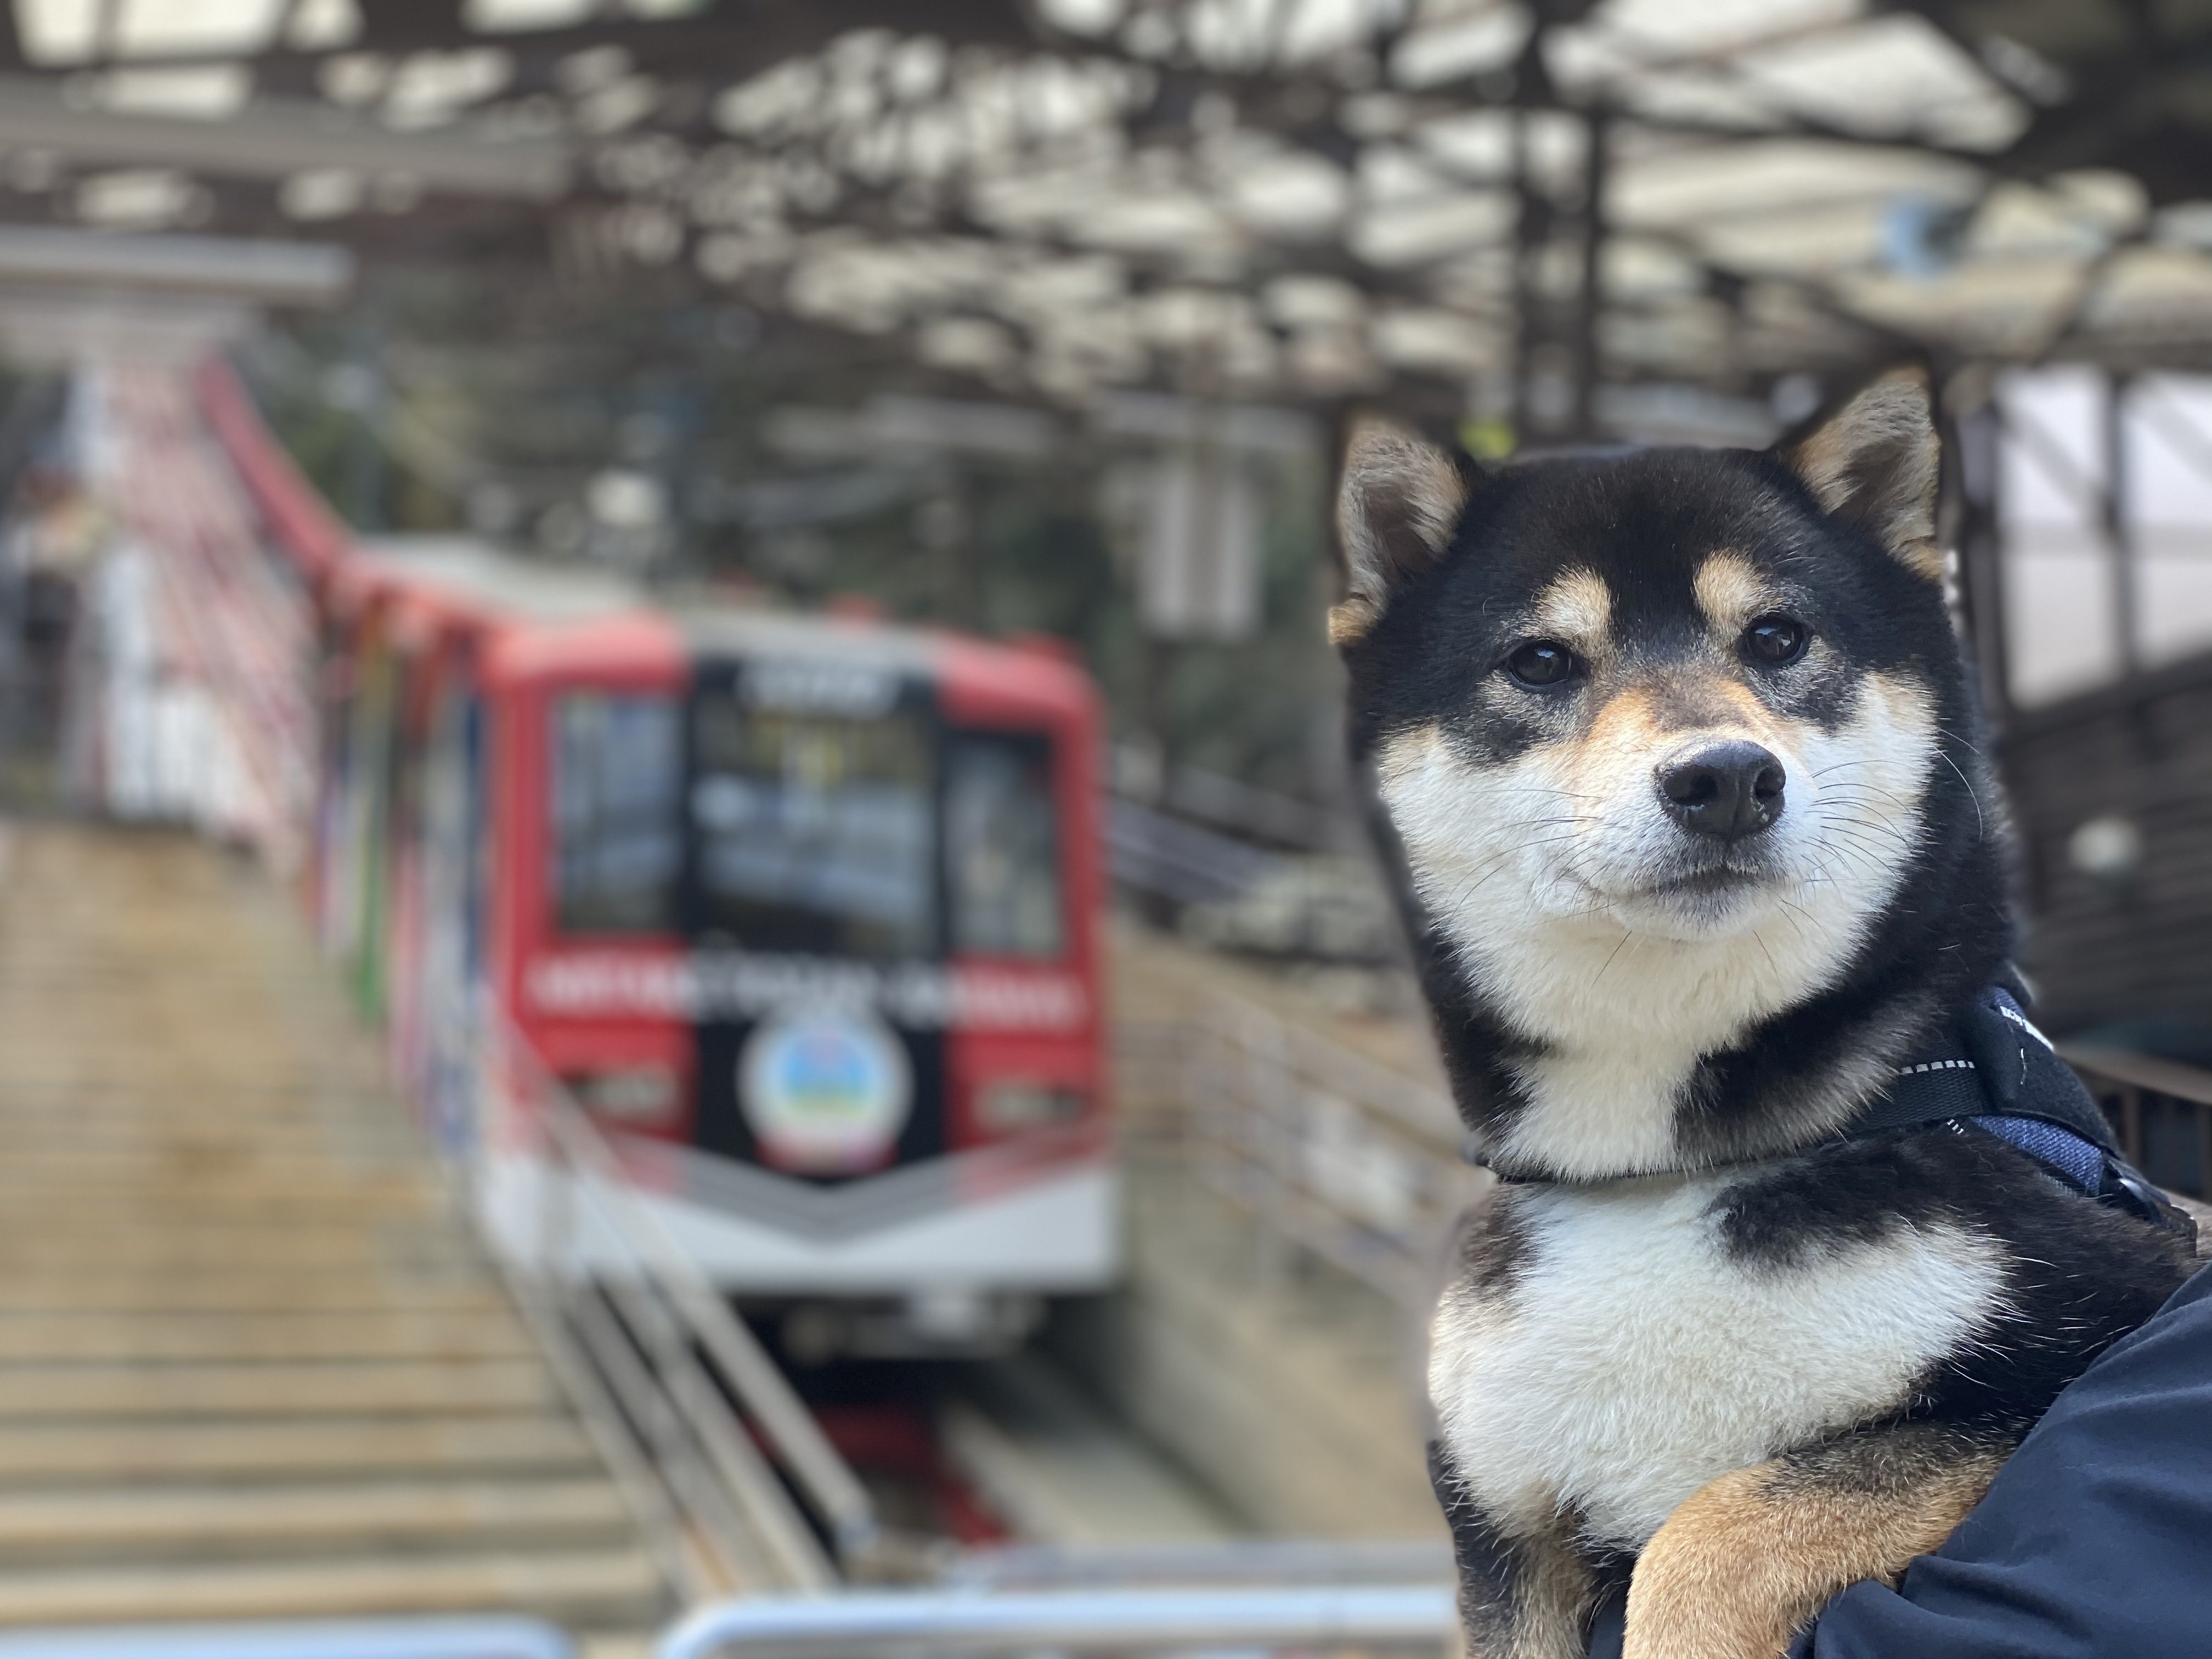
[1622,1448,2004,1659]
[1858,669,1938,741]
[1373,722,1445,795]
[1692,551,1769,637]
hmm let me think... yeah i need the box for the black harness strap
[1841,985,2194,1246]
[1469,985,2198,1250]
[1847,986,2112,1147]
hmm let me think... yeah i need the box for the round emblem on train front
[738,1012,912,1176]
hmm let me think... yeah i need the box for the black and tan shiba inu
[1331,373,2198,1659]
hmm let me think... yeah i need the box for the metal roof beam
[20,1,1036,75]
[0,224,352,303]
[0,75,571,199]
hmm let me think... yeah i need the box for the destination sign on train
[525,949,1091,1034]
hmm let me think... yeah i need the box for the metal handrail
[655,1587,1460,1659]
[941,1538,1456,1589]
[537,1093,878,1552]
[461,1013,882,1593]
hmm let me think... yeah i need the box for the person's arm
[1783,1257,2212,1657]
[1586,1259,2212,1659]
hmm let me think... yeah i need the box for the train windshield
[690,690,939,957]
[946,730,1064,958]
[551,692,682,933]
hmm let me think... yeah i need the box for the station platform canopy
[0,1,2197,433]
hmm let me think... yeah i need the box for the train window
[946,731,1065,959]
[551,693,681,933]
[690,694,938,957]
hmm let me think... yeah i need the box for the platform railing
[1150,990,2212,1307]
[1142,983,1480,1312]
[454,1013,882,1601]
[2063,1044,2212,1200]
[654,1587,1460,1659]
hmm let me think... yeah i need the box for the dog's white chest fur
[1429,1177,2005,1550]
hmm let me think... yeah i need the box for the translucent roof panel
[0,0,2204,416]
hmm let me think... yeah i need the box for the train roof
[354,536,640,624]
[351,535,1092,709]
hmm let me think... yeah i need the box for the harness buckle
[2103,1158,2200,1252]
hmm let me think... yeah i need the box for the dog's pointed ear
[1331,418,1472,646]
[1781,367,1943,582]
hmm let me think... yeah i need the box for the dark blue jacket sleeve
[1785,1259,2212,1658]
[1587,1261,2212,1659]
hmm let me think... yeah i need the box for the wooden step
[0,1154,430,1186]
[0,1417,599,1484]
[0,1080,387,1105]
[0,1235,473,1273]
[0,1361,557,1420]
[0,1182,441,1215]
[0,1547,667,1627]
[0,1229,475,1266]
[0,1160,422,1187]
[0,1097,389,1122]
[0,1278,504,1315]
[0,1042,339,1068]
[0,1089,391,1114]
[0,823,675,1621]
[0,1105,404,1135]
[0,1214,440,1242]
[0,1311,538,1364]
[0,1480,635,1561]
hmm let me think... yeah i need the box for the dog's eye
[1742,614,1809,666]
[1505,640,1578,688]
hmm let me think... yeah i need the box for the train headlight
[572,1065,681,1125]
[975,1081,1085,1133]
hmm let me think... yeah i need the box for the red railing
[194,357,351,586]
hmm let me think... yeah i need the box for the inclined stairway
[0,822,670,1640]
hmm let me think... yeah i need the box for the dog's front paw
[1624,1432,2001,1659]
[1623,1465,1803,1659]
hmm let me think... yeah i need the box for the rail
[0,1617,573,1659]
[454,1012,882,1600]
[654,1587,1459,1659]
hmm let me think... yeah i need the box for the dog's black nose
[1656,741,1786,840]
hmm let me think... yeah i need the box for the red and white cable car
[205,371,1118,1329]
